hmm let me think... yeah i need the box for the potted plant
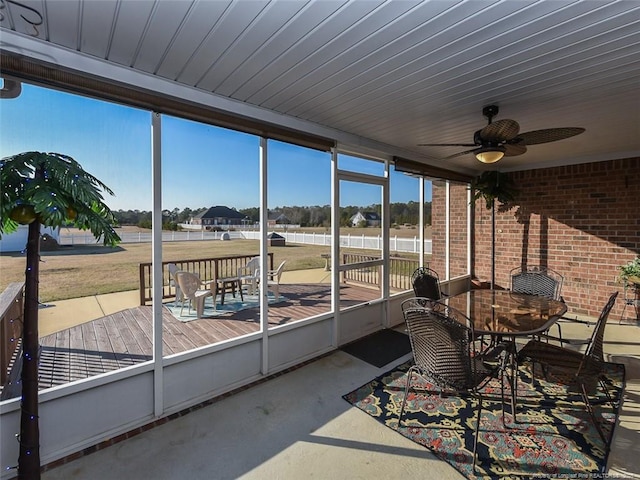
[471,170,518,210]
[618,256,640,286]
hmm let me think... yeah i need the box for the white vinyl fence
[242,231,432,254]
[59,230,244,245]
[59,230,432,254]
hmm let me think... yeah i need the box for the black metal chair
[411,267,445,300]
[400,298,501,472]
[510,265,563,300]
[510,265,584,344]
[517,292,619,448]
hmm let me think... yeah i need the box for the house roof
[354,212,381,221]
[195,206,245,220]
[1,2,638,174]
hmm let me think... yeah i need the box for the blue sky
[0,83,431,211]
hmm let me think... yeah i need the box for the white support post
[259,137,269,373]
[151,112,163,418]
[419,179,425,267]
[331,147,339,347]
[381,159,390,326]
[445,181,451,283]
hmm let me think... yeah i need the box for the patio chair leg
[597,377,618,408]
[398,366,417,427]
[580,380,616,450]
[472,393,483,473]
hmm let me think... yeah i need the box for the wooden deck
[32,283,380,393]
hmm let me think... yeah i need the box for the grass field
[1,226,430,302]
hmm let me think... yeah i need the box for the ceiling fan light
[475,147,505,164]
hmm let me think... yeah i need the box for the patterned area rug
[343,360,625,479]
[165,292,287,322]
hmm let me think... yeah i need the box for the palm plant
[0,151,120,479]
[471,170,518,210]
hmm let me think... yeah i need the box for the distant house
[267,212,290,227]
[190,206,246,227]
[350,211,381,227]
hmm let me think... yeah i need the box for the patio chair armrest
[540,334,590,346]
[557,314,591,325]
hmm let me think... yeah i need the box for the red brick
[433,157,639,318]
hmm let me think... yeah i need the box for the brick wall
[431,181,469,280]
[434,157,639,320]
[431,181,446,276]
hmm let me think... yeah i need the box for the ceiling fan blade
[442,148,479,160]
[504,143,527,157]
[479,119,520,142]
[515,127,585,145]
[417,143,476,147]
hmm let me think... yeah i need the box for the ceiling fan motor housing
[482,105,499,122]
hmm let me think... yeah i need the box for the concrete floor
[40,317,640,480]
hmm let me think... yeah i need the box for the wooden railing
[389,256,421,292]
[139,254,274,305]
[341,253,419,292]
[1,282,24,390]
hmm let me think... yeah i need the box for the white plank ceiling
[1,0,639,173]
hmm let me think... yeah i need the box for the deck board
[27,283,381,393]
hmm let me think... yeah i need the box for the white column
[331,147,339,347]
[419,179,425,267]
[259,137,269,373]
[151,112,163,418]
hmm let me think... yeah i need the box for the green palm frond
[0,151,121,246]
[470,170,518,210]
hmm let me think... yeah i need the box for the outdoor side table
[215,277,244,305]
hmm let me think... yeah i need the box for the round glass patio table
[445,289,567,337]
[445,289,568,420]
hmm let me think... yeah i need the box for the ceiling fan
[418,105,585,164]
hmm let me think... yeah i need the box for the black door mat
[340,329,411,368]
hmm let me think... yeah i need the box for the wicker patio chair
[517,291,619,447]
[510,265,583,344]
[411,267,445,300]
[399,299,501,472]
[510,265,563,300]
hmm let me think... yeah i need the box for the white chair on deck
[175,271,214,319]
[237,256,260,295]
[167,263,184,303]
[264,261,286,301]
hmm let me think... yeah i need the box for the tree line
[112,201,431,230]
